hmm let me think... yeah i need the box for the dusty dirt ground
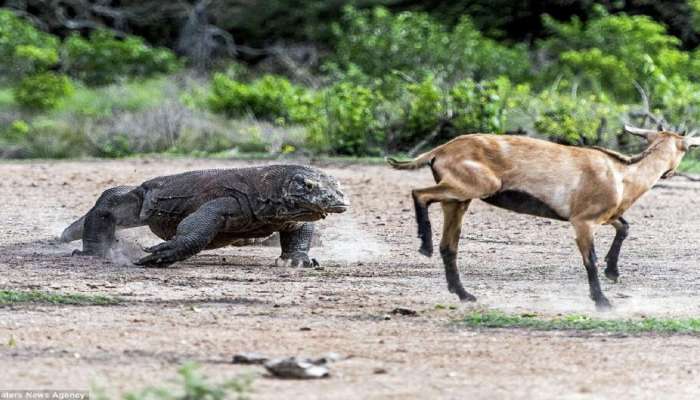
[1,158,700,399]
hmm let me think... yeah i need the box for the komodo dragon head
[282,167,349,220]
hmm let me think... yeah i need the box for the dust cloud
[316,212,389,264]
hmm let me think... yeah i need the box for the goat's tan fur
[390,128,696,310]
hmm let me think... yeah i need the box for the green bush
[63,30,180,86]
[308,82,384,155]
[3,118,91,158]
[449,77,519,133]
[528,91,625,145]
[58,77,171,118]
[405,75,446,136]
[1,120,30,142]
[0,10,60,81]
[208,73,320,124]
[14,72,74,110]
[329,6,530,83]
[539,7,689,100]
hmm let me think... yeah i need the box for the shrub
[208,73,320,124]
[59,77,172,118]
[449,77,517,133]
[329,6,530,83]
[2,120,30,142]
[539,7,688,100]
[405,75,446,136]
[7,117,92,158]
[13,72,74,110]
[0,10,60,80]
[63,29,180,86]
[308,82,384,155]
[527,91,625,146]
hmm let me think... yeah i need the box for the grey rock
[264,357,330,379]
[232,352,269,365]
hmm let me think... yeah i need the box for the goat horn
[624,125,658,138]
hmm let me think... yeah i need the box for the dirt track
[2,158,700,399]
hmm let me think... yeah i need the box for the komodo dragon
[60,165,348,268]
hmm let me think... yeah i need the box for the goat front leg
[604,217,629,283]
[573,221,611,311]
[440,201,476,302]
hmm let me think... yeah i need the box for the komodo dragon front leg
[135,198,241,268]
[276,222,317,268]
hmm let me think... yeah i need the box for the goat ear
[624,125,659,141]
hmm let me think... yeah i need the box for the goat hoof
[419,245,433,257]
[451,285,476,302]
[595,298,613,312]
[458,292,477,302]
[604,268,619,283]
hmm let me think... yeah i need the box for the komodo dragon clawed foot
[275,252,319,268]
[134,241,185,268]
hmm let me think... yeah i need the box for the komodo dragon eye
[304,180,317,190]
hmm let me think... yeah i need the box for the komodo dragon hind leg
[72,186,144,257]
[276,222,317,268]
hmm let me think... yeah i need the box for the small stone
[264,357,330,379]
[309,352,344,364]
[390,307,417,316]
[373,367,388,375]
[232,352,269,365]
[383,315,391,321]
[299,327,312,331]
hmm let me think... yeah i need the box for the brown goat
[388,126,700,310]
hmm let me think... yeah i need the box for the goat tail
[386,151,434,170]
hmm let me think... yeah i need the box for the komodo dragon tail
[60,215,85,242]
[385,151,434,170]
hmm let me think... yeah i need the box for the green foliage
[13,72,74,110]
[0,10,59,80]
[450,77,519,133]
[329,6,530,83]
[63,29,180,86]
[59,77,171,118]
[124,363,252,400]
[208,73,320,124]
[680,157,700,173]
[2,120,30,142]
[308,82,384,155]
[539,8,688,99]
[461,310,700,334]
[404,75,445,136]
[0,117,93,158]
[528,90,625,145]
[0,290,118,305]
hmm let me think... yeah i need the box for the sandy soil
[1,158,700,399]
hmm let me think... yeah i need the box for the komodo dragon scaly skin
[60,165,348,268]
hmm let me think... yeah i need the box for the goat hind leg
[440,201,476,302]
[573,221,611,311]
[412,182,467,257]
[604,217,629,283]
